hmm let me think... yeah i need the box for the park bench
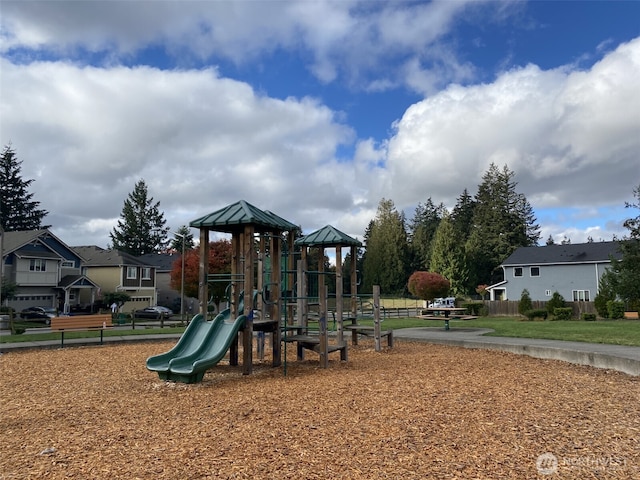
[343,317,393,347]
[50,314,114,348]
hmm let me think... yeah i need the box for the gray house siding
[503,262,610,301]
[489,241,621,302]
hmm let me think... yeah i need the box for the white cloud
[1,59,356,246]
[0,0,491,92]
[386,37,640,218]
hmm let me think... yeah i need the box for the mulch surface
[1,338,639,479]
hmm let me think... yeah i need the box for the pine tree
[465,163,540,287]
[362,198,409,294]
[109,179,169,256]
[429,215,469,296]
[0,144,49,231]
[451,188,476,241]
[408,198,446,271]
[170,225,195,253]
[609,184,640,305]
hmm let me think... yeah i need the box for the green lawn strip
[357,317,640,347]
[0,326,185,343]
[3,317,640,347]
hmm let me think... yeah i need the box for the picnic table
[421,307,472,331]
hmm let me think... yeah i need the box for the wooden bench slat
[50,314,114,348]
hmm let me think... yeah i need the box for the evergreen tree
[362,198,409,294]
[408,198,446,271]
[450,188,476,241]
[0,144,49,231]
[109,179,169,256]
[609,184,640,305]
[170,225,195,253]
[429,214,469,296]
[465,163,540,288]
[546,235,556,245]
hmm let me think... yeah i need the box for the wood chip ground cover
[1,339,638,479]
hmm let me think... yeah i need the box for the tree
[450,188,476,241]
[408,198,446,271]
[518,289,533,316]
[407,271,450,303]
[170,225,195,253]
[362,198,409,294]
[429,214,469,296]
[609,184,640,306]
[0,144,49,231]
[109,179,169,256]
[172,239,232,305]
[465,163,540,288]
[546,235,556,245]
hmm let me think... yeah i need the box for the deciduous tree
[407,271,450,303]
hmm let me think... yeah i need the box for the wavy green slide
[146,309,246,383]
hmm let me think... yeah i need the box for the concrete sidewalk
[2,327,639,376]
[394,327,640,376]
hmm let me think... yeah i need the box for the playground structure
[147,200,378,383]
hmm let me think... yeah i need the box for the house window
[126,266,137,279]
[61,261,74,268]
[545,290,552,297]
[530,266,540,277]
[142,267,151,280]
[573,290,590,301]
[514,267,523,277]
[29,259,46,272]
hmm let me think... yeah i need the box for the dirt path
[1,340,638,479]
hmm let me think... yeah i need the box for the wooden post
[335,245,343,345]
[271,233,282,367]
[198,228,209,316]
[257,235,265,361]
[373,285,381,352]
[350,245,358,319]
[229,232,241,366]
[319,285,329,369]
[296,259,305,361]
[242,226,255,375]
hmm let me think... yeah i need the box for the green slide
[164,314,247,384]
[146,310,227,380]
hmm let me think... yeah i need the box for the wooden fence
[485,300,596,317]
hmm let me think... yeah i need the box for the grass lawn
[2,316,640,347]
[353,316,640,347]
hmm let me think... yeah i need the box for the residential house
[138,252,181,312]
[73,246,159,314]
[0,229,100,314]
[486,241,621,302]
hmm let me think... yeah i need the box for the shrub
[524,309,548,321]
[462,302,484,316]
[553,307,573,321]
[582,313,597,321]
[546,292,565,315]
[518,289,533,316]
[407,271,450,302]
[606,301,625,320]
[594,294,610,318]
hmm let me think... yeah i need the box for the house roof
[72,246,155,267]
[2,229,81,263]
[502,241,622,266]
[295,225,362,247]
[189,200,298,233]
[59,274,100,289]
[138,253,178,271]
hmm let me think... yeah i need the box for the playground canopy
[294,224,362,248]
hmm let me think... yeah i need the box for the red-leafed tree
[171,240,232,303]
[407,271,450,302]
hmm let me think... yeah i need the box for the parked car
[19,307,57,325]
[427,297,456,308]
[133,306,173,319]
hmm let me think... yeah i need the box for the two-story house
[72,246,159,313]
[486,241,621,302]
[1,229,100,314]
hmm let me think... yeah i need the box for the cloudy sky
[1,0,639,249]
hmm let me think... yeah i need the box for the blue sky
[1,0,639,249]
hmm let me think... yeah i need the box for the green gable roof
[295,225,362,247]
[190,200,297,233]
